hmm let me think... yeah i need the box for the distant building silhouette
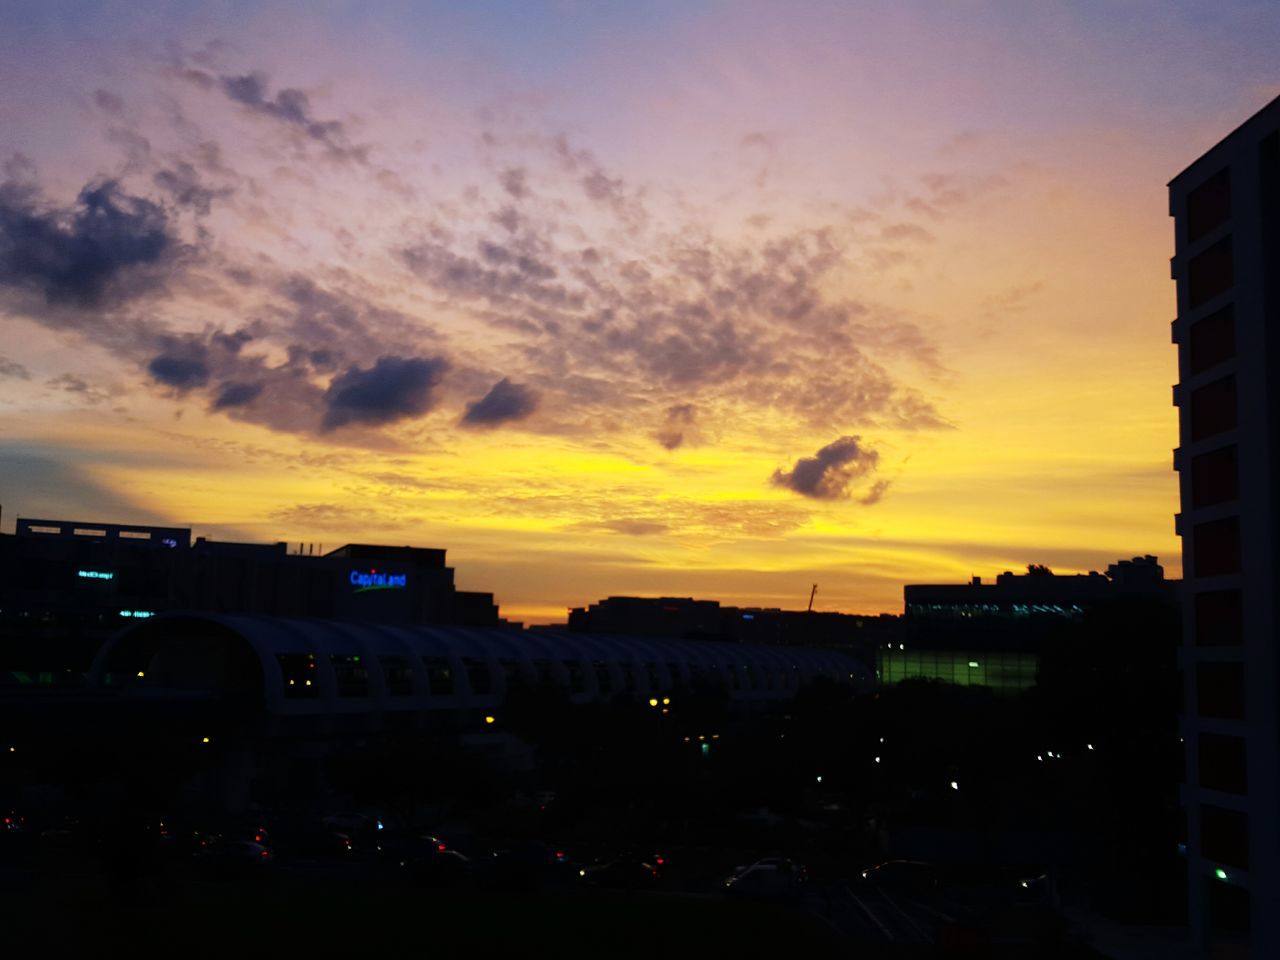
[565,594,900,655]
[1171,92,1280,954]
[886,558,1179,692]
[0,516,505,678]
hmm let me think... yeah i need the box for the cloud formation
[216,72,366,162]
[772,435,881,500]
[322,355,449,430]
[0,355,29,380]
[655,403,698,450]
[460,377,539,428]
[0,177,173,307]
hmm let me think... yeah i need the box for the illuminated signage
[350,569,407,593]
[77,570,114,580]
[119,610,154,619]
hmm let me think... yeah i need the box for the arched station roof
[91,612,873,717]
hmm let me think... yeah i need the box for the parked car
[724,860,805,900]
[858,859,939,894]
[195,840,274,877]
[579,856,663,891]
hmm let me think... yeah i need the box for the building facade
[1171,93,1280,957]
[0,516,504,679]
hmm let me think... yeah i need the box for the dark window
[1186,167,1231,243]
[562,660,586,694]
[1196,590,1242,646]
[1201,804,1249,869]
[1188,236,1233,308]
[277,653,319,698]
[593,661,612,695]
[499,660,521,688]
[645,662,661,690]
[1192,446,1239,508]
[1199,734,1247,794]
[1197,662,1245,719]
[1206,878,1250,936]
[380,655,414,696]
[1194,517,1241,577]
[1190,375,1236,441]
[330,655,368,698]
[1188,305,1235,375]
[423,657,453,695]
[463,658,492,695]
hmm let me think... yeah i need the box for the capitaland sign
[350,569,408,593]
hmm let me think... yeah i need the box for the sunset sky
[2,2,1277,622]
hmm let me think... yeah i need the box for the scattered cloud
[211,380,264,411]
[213,71,368,163]
[655,403,698,450]
[460,377,539,428]
[322,355,449,430]
[0,356,30,380]
[772,435,882,500]
[0,177,175,308]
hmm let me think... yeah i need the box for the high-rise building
[1171,93,1280,957]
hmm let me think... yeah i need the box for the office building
[1171,93,1280,957]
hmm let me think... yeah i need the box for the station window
[1194,516,1241,578]
[463,658,492,696]
[1197,662,1245,720]
[1188,305,1235,375]
[330,655,368,698]
[1190,375,1237,442]
[1201,803,1249,869]
[1196,590,1242,645]
[1199,734,1248,795]
[422,657,453,695]
[1186,167,1231,244]
[562,660,586,694]
[1188,236,1234,308]
[592,661,612,695]
[1191,445,1238,508]
[380,655,414,696]
[665,662,682,686]
[277,653,319,698]
[645,662,661,690]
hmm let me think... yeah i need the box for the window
[1199,734,1247,795]
[1201,804,1249,869]
[1188,305,1235,375]
[1190,375,1236,441]
[562,660,586,694]
[1196,590,1242,646]
[592,661,612,695]
[423,657,453,695]
[498,660,521,688]
[1188,236,1233,308]
[277,653,319,698]
[330,655,368,698]
[1197,662,1245,719]
[1186,167,1231,243]
[463,658,492,695]
[1191,445,1238,508]
[1194,517,1241,577]
[380,655,414,696]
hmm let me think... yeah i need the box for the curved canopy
[91,612,873,717]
